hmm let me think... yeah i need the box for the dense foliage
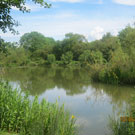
[0,25,135,84]
[0,0,50,34]
[0,82,76,135]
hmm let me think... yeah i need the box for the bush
[109,96,135,135]
[47,54,56,64]
[0,82,76,135]
[67,61,81,68]
[79,50,104,67]
[61,51,73,65]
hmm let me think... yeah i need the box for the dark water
[1,67,135,135]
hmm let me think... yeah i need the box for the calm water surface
[1,67,135,135]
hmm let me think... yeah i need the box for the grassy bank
[0,82,76,135]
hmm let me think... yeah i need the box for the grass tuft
[0,82,76,135]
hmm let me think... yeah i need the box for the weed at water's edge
[0,81,77,135]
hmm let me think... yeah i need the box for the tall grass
[0,82,76,135]
[109,96,135,135]
[89,64,135,85]
[109,117,135,135]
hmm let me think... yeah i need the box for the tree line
[0,25,135,84]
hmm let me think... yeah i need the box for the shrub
[0,82,76,135]
[109,96,135,135]
[61,51,73,65]
[47,54,56,64]
[67,61,81,68]
[79,50,104,67]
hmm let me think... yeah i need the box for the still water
[1,67,135,135]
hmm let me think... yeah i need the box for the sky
[0,0,135,42]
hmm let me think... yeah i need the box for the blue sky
[1,0,135,42]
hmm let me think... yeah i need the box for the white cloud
[12,4,43,11]
[0,33,19,38]
[0,10,133,42]
[11,6,19,11]
[50,0,83,3]
[51,12,77,19]
[49,0,103,4]
[113,0,135,6]
[96,0,103,4]
[90,26,104,40]
[19,18,131,41]
[112,29,119,36]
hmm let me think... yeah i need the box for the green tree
[110,47,129,68]
[0,0,51,34]
[79,50,91,64]
[118,25,135,52]
[4,48,28,66]
[90,33,120,62]
[53,41,63,60]
[65,33,87,42]
[0,37,8,54]
[61,33,87,60]
[47,54,56,64]
[90,51,104,64]
[129,47,135,67]
[20,32,47,52]
[79,50,104,65]
[61,51,73,65]
[102,47,131,84]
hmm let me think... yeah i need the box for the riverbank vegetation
[0,25,135,84]
[109,96,135,135]
[0,131,17,135]
[0,82,76,135]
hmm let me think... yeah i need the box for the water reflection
[2,67,91,95]
[1,67,135,135]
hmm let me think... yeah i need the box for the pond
[1,67,135,135]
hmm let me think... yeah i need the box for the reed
[0,82,76,135]
[109,96,135,135]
